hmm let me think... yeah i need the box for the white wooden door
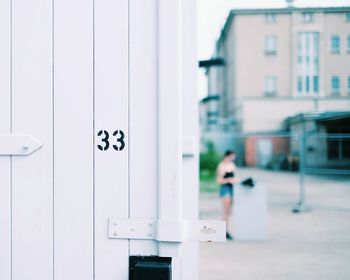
[0,1,204,279]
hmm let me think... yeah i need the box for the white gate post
[157,0,184,277]
[181,0,200,278]
[0,0,11,279]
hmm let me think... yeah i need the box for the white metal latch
[182,137,195,157]
[108,218,226,242]
[0,134,42,156]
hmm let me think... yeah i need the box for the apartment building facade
[200,6,350,168]
[202,6,350,134]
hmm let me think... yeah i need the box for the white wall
[241,98,350,132]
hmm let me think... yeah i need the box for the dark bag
[241,177,255,188]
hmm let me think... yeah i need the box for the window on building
[305,76,310,92]
[346,12,350,22]
[298,76,303,93]
[265,13,276,23]
[313,76,319,93]
[347,35,350,52]
[265,36,277,55]
[331,35,340,54]
[328,138,350,160]
[347,76,350,94]
[331,76,340,95]
[265,76,277,96]
[302,12,314,23]
[297,32,319,95]
[207,111,218,117]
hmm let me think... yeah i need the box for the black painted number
[97,130,110,151]
[113,130,125,151]
[97,130,126,151]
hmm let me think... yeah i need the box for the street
[199,168,350,280]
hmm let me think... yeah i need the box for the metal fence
[200,132,350,212]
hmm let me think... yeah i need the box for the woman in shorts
[216,150,239,240]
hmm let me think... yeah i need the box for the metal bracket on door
[0,134,42,156]
[108,218,226,242]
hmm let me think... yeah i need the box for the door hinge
[108,218,225,242]
[0,134,42,156]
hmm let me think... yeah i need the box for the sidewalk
[199,168,350,280]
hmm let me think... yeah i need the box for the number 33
[97,130,125,151]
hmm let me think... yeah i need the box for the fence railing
[200,132,350,212]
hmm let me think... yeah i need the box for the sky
[197,0,350,98]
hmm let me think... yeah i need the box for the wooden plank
[11,0,53,279]
[53,0,94,278]
[181,0,198,223]
[158,0,183,222]
[157,1,183,266]
[94,0,129,279]
[129,0,158,256]
[0,0,11,279]
[181,0,199,279]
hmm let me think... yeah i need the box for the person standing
[216,150,239,240]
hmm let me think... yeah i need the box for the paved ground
[199,168,350,280]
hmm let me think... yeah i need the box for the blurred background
[197,1,350,279]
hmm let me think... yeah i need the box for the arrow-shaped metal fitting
[0,134,43,156]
